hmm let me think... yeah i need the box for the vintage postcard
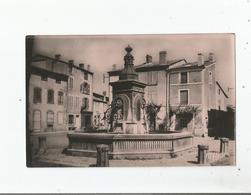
[26,34,235,167]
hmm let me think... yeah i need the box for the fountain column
[110,45,147,134]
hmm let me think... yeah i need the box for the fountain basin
[66,132,194,159]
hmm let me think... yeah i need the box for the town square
[26,34,235,167]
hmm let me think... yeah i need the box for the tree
[145,102,161,131]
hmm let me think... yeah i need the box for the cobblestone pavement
[32,137,235,167]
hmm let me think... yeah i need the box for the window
[180,72,188,84]
[80,82,90,95]
[57,112,64,125]
[180,90,188,105]
[56,79,61,84]
[69,77,73,89]
[47,111,54,128]
[82,97,89,110]
[147,71,158,85]
[84,72,88,80]
[33,110,41,130]
[58,91,64,105]
[68,115,74,124]
[47,89,54,104]
[218,89,221,95]
[33,87,42,103]
[41,75,47,81]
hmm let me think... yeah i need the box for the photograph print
[26,34,235,167]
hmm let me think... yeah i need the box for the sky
[33,34,235,105]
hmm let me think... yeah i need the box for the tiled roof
[32,54,94,75]
[108,59,187,76]
[30,66,68,81]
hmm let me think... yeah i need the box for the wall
[29,74,68,132]
[67,67,93,129]
[169,70,204,134]
[169,71,203,106]
[203,63,217,111]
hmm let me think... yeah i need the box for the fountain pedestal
[67,131,194,159]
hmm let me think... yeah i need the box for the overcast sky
[33,34,235,105]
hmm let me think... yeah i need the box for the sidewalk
[32,137,235,167]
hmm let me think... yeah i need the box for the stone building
[30,54,94,131]
[67,61,93,130]
[108,51,228,136]
[28,54,94,152]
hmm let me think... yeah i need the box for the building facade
[67,61,94,130]
[29,66,68,133]
[108,51,228,136]
[30,54,94,131]
[28,54,94,153]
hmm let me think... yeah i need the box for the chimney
[79,63,85,69]
[198,53,204,66]
[87,64,90,71]
[146,55,152,63]
[68,60,74,65]
[112,64,117,70]
[55,54,61,60]
[159,51,167,64]
[209,52,216,62]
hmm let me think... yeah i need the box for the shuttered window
[181,72,188,84]
[33,87,42,103]
[47,111,54,127]
[47,89,54,104]
[33,110,41,130]
[58,91,64,105]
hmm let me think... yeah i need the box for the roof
[32,54,94,75]
[216,81,229,98]
[30,66,68,82]
[108,59,187,76]
[108,58,215,76]
[93,92,109,103]
[167,60,215,72]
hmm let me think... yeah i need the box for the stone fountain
[66,46,194,159]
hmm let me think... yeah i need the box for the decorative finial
[125,45,133,53]
[119,45,138,80]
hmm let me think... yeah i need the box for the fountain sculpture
[66,46,194,159]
